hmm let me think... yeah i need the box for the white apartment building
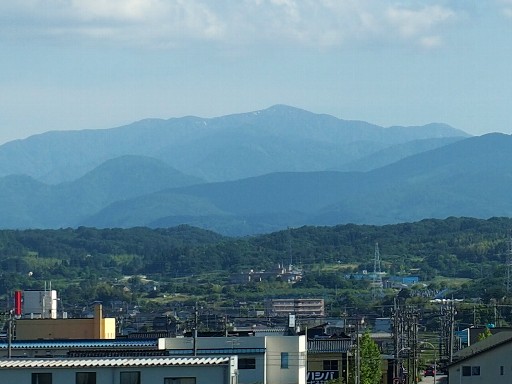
[265,298,325,317]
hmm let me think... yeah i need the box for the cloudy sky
[1,0,511,144]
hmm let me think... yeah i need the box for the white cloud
[419,35,443,48]
[500,0,512,18]
[385,5,455,46]
[0,1,458,49]
[0,0,225,46]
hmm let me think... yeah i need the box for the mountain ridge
[0,105,491,235]
[0,105,468,183]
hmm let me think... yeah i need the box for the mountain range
[2,104,508,236]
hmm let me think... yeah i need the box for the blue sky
[1,0,511,144]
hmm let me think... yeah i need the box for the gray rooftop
[0,356,231,369]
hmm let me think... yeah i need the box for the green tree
[477,326,492,341]
[360,331,382,384]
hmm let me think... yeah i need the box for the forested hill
[1,217,511,292]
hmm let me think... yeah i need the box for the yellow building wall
[16,305,116,340]
[308,352,347,383]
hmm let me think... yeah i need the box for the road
[421,374,447,384]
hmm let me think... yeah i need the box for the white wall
[266,336,307,384]
[448,342,512,384]
[0,361,236,384]
[159,335,307,384]
[23,290,57,319]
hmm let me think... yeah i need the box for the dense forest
[1,217,512,310]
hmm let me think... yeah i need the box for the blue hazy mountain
[0,105,490,234]
[0,105,467,184]
[79,133,512,235]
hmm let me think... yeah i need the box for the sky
[1,0,512,144]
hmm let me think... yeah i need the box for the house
[307,334,353,384]
[232,264,303,285]
[0,356,238,384]
[447,331,512,383]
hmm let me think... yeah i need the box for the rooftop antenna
[372,242,384,299]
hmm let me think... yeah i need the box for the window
[323,360,339,371]
[164,379,196,384]
[239,358,256,369]
[32,373,52,384]
[462,366,480,376]
[76,372,96,384]
[501,366,504,376]
[121,371,141,384]
[281,352,289,369]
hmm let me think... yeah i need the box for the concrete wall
[266,336,307,384]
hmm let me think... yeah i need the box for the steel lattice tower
[372,242,384,299]
[507,232,512,292]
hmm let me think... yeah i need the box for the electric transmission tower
[506,231,512,292]
[372,242,384,299]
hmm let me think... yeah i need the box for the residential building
[307,335,353,384]
[447,331,512,383]
[265,298,324,317]
[232,264,303,285]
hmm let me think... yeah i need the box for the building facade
[448,332,512,384]
[16,304,116,340]
[265,299,325,317]
[0,356,237,384]
[158,335,307,384]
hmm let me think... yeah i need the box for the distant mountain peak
[247,104,319,118]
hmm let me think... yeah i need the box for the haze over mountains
[1,104,508,236]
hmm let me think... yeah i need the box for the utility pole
[7,310,14,359]
[355,320,360,384]
[193,302,198,356]
[507,232,512,292]
[392,302,419,384]
[449,301,455,363]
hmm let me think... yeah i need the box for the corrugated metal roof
[0,339,158,350]
[0,356,231,369]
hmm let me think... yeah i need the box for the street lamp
[419,341,437,383]
[396,347,411,384]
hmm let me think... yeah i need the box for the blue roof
[0,339,158,350]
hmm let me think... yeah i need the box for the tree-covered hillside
[0,217,511,305]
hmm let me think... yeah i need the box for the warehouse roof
[0,356,231,369]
